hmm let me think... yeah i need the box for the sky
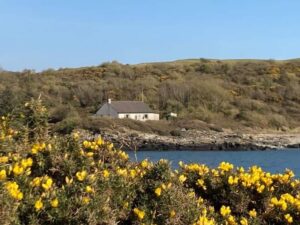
[1,0,300,71]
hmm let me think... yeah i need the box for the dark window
[126,114,129,118]
[144,114,148,119]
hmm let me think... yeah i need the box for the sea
[127,149,300,177]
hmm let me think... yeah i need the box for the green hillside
[1,58,300,133]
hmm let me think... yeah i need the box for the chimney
[108,98,111,104]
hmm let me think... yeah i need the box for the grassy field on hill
[1,59,300,133]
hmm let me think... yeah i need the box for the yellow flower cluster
[133,208,145,220]
[0,156,9,163]
[180,162,210,175]
[76,170,87,181]
[12,157,33,176]
[179,161,300,224]
[0,116,18,141]
[270,193,300,212]
[219,205,240,225]
[220,205,231,217]
[218,162,234,172]
[30,176,54,191]
[193,209,215,225]
[80,138,129,162]
[42,176,53,190]
[5,181,23,200]
[103,169,110,179]
[154,182,172,197]
[31,142,48,154]
[34,198,43,211]
[179,174,187,183]
[2,115,300,225]
[284,213,293,223]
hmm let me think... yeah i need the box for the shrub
[0,100,300,225]
[170,130,182,137]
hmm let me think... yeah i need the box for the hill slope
[1,58,300,132]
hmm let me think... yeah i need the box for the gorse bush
[0,100,300,225]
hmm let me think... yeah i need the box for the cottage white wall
[118,113,159,121]
[148,113,160,120]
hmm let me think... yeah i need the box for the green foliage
[1,101,300,225]
[1,59,300,130]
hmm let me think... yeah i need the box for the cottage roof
[109,101,154,113]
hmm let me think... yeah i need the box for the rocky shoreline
[93,129,300,151]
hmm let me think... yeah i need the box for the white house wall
[118,113,159,121]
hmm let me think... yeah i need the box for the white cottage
[95,99,159,121]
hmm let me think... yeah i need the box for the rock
[287,143,300,148]
[86,128,300,151]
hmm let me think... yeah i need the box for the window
[144,114,148,119]
[126,114,129,118]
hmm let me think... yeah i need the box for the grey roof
[109,101,155,113]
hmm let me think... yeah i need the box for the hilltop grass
[1,100,300,225]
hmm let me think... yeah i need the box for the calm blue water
[127,149,300,177]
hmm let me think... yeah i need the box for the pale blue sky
[1,0,300,71]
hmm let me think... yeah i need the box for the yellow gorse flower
[31,177,42,187]
[21,157,33,168]
[12,163,24,176]
[0,169,7,180]
[228,176,239,185]
[284,214,293,223]
[86,152,94,157]
[170,210,176,218]
[129,169,137,178]
[196,179,207,190]
[0,156,9,163]
[82,196,90,205]
[76,170,87,181]
[96,137,103,146]
[50,198,59,208]
[86,185,94,193]
[103,169,110,178]
[116,168,127,177]
[179,174,187,183]
[140,160,149,168]
[118,151,129,160]
[133,208,145,220]
[249,209,257,218]
[220,205,231,217]
[240,217,248,225]
[5,181,23,200]
[42,177,53,190]
[193,215,215,225]
[35,198,43,211]
[154,187,162,197]
[31,142,46,154]
[218,162,234,172]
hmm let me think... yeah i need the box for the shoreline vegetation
[1,100,300,225]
